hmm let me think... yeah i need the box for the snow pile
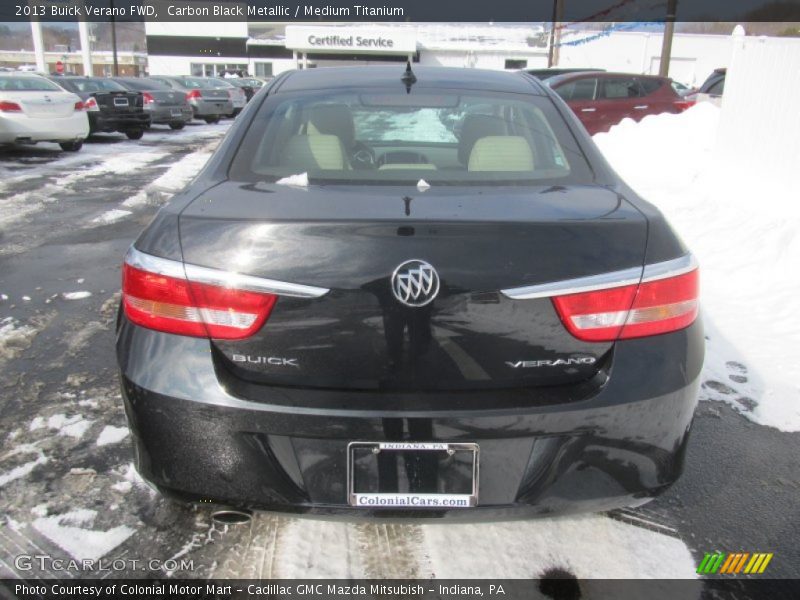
[32,509,135,561]
[594,103,800,432]
[276,172,309,187]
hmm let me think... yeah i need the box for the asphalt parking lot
[0,122,797,589]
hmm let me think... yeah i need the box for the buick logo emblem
[391,260,440,307]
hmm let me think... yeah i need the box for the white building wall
[144,22,247,38]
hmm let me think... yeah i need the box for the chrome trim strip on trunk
[500,266,643,300]
[641,253,699,283]
[500,254,696,300]
[125,246,329,299]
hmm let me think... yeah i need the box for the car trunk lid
[10,91,76,118]
[145,89,186,107]
[177,182,648,391]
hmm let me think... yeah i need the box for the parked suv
[545,71,694,134]
[48,76,149,139]
[698,68,726,97]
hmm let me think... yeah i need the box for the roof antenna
[401,60,417,93]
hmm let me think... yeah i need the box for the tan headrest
[468,136,535,171]
[281,135,345,170]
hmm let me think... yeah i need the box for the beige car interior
[279,103,536,172]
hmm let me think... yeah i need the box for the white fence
[714,35,800,191]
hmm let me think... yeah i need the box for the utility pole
[547,0,565,67]
[110,0,119,75]
[659,0,678,76]
[78,19,93,76]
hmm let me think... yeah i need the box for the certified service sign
[285,26,418,55]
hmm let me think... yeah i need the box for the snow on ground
[92,209,132,224]
[61,291,92,300]
[0,444,48,488]
[594,103,800,432]
[0,316,38,361]
[96,425,129,447]
[32,508,135,561]
[250,514,698,581]
[29,413,92,439]
[0,122,230,230]
[122,148,215,208]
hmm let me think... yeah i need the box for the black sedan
[48,76,149,139]
[116,66,703,519]
[112,77,193,130]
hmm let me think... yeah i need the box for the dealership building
[144,22,738,86]
[145,22,549,78]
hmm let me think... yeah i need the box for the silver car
[148,75,233,124]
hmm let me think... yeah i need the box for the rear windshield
[117,78,171,91]
[229,89,594,185]
[175,77,222,89]
[59,78,127,93]
[0,76,62,91]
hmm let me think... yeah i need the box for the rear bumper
[146,105,193,124]
[89,111,150,133]
[0,113,89,144]
[117,317,703,520]
[189,99,232,117]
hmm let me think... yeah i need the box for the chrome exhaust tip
[210,507,252,525]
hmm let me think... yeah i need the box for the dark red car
[546,72,694,134]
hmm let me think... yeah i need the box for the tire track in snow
[208,513,290,579]
[354,522,431,578]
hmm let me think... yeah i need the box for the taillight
[0,101,22,112]
[122,258,278,340]
[74,101,85,111]
[552,267,699,342]
[674,99,696,112]
[186,89,201,101]
[142,92,155,105]
[84,97,99,112]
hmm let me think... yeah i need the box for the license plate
[113,97,129,107]
[170,109,183,117]
[347,442,479,508]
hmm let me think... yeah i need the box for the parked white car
[0,73,89,151]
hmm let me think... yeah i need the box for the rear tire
[59,141,83,152]
[125,129,144,140]
[169,122,185,130]
[203,116,220,124]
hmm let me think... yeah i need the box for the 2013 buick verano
[116,66,703,519]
